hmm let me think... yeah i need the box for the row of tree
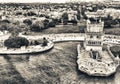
[86,15,120,29]
[4,36,48,48]
[61,12,78,25]
[0,18,57,33]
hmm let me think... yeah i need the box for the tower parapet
[86,19,104,33]
[77,18,119,76]
[85,19,104,51]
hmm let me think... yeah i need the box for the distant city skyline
[0,0,119,3]
[0,0,66,3]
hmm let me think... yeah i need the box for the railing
[19,33,85,42]
[0,41,54,54]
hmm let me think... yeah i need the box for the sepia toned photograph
[0,0,119,84]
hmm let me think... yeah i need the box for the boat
[77,19,119,76]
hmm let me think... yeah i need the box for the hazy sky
[0,0,118,3]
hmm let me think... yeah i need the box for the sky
[0,0,118,3]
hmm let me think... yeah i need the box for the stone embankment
[0,33,119,54]
[19,33,120,44]
[77,44,119,76]
[0,41,54,55]
[19,33,85,42]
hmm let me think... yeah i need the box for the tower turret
[85,19,104,51]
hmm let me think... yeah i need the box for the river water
[0,42,119,84]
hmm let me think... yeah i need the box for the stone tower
[85,19,104,51]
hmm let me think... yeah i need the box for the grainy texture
[0,42,119,84]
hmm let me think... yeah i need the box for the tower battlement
[85,19,104,51]
[86,19,104,33]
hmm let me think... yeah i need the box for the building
[77,18,118,76]
[85,19,104,51]
[85,10,106,18]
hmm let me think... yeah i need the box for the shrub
[42,38,48,46]
[49,21,56,27]
[0,24,8,31]
[43,19,49,29]
[62,13,68,25]
[77,9,81,20]
[16,12,22,15]
[71,20,78,25]
[30,24,41,32]
[63,19,68,25]
[1,19,10,23]
[30,20,45,32]
[4,37,29,48]
[27,11,36,16]
[23,19,32,25]
[110,46,120,56]
[52,18,60,25]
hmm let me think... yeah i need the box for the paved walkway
[19,33,120,44]
[19,33,85,42]
[0,33,120,45]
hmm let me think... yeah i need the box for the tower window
[97,35,100,38]
[90,35,93,38]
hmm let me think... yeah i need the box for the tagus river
[0,42,119,84]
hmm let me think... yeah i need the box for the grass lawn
[104,28,120,35]
[27,24,85,35]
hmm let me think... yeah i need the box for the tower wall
[85,46,102,51]
[86,20,104,33]
[85,19,104,51]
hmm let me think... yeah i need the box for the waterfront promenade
[19,33,120,44]
[0,33,119,54]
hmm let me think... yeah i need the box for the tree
[30,21,44,32]
[62,12,68,25]
[30,24,41,32]
[76,9,81,20]
[71,18,78,25]
[23,19,32,25]
[52,18,60,25]
[81,6,87,19]
[0,24,8,31]
[42,37,48,46]
[16,11,22,15]
[19,23,29,32]
[6,24,21,37]
[1,19,10,24]
[27,11,36,16]
[104,21,112,28]
[110,46,120,57]
[104,14,113,28]
[4,37,29,48]
[49,20,56,27]
[22,6,31,10]
[43,19,49,29]
[34,40,39,45]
